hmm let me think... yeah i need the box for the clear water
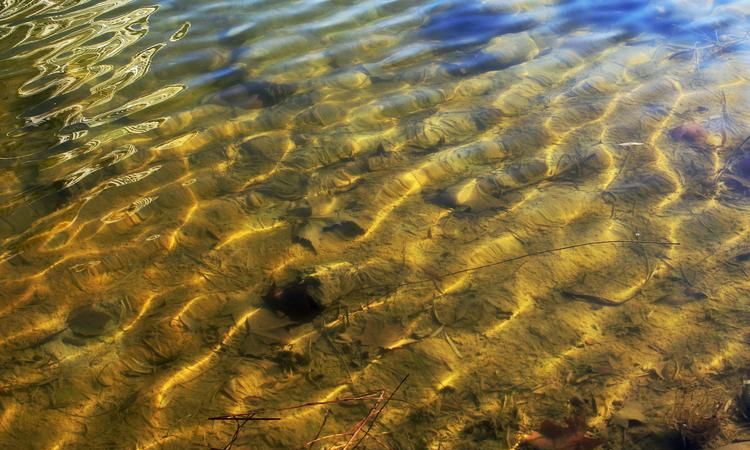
[1,0,750,448]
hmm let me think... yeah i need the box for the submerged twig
[359,239,679,293]
[210,375,409,450]
[737,134,750,153]
[323,329,358,393]
[310,409,332,447]
[223,418,250,450]
[208,413,280,450]
[562,290,630,306]
[350,374,409,450]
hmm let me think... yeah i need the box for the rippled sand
[2,0,750,449]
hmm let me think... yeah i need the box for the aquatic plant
[668,391,722,450]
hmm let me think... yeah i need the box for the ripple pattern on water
[1,0,750,449]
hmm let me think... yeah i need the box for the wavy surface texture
[1,0,750,448]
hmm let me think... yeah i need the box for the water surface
[2,0,750,448]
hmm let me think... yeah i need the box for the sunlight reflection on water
[1,0,750,448]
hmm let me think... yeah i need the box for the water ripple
[1,0,750,449]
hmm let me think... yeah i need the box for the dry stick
[720,90,728,148]
[350,374,409,450]
[215,376,408,450]
[341,390,387,449]
[323,330,358,394]
[357,240,679,293]
[209,384,408,450]
[309,408,332,447]
[214,416,252,450]
[211,392,387,449]
[209,392,384,421]
[737,134,750,153]
[304,431,355,448]
[369,434,395,450]
[713,133,750,184]
[208,415,282,421]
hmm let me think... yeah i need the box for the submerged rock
[417,3,536,49]
[263,281,324,321]
[207,80,296,109]
[293,219,364,253]
[721,145,750,198]
[669,122,708,145]
[263,262,361,321]
[67,305,112,337]
[521,415,602,450]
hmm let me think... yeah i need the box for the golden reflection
[2,0,750,449]
[155,307,261,407]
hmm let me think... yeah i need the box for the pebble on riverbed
[66,305,113,337]
[669,122,709,145]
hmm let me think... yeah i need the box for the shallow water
[2,0,750,448]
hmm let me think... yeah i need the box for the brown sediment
[1,1,750,449]
[670,122,709,145]
[521,415,602,450]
